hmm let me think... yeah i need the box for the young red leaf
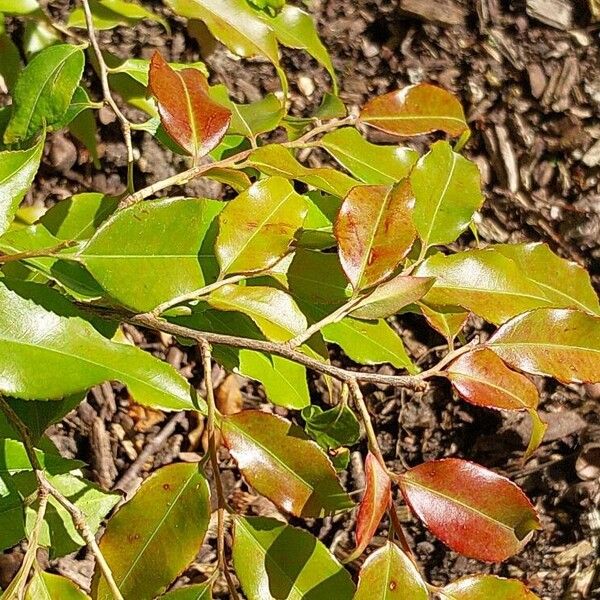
[489,308,600,384]
[346,452,391,562]
[447,348,547,457]
[354,542,428,600]
[441,574,540,599]
[359,83,468,137]
[399,458,540,562]
[334,179,416,292]
[148,51,231,159]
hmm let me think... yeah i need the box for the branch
[0,240,78,264]
[81,0,135,194]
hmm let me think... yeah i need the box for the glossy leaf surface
[67,0,168,30]
[216,177,307,276]
[0,134,44,236]
[94,463,210,600]
[160,584,213,600]
[207,284,307,343]
[351,276,435,320]
[81,198,223,312]
[233,516,355,600]
[489,308,600,384]
[149,52,231,159]
[348,453,391,561]
[25,568,90,600]
[222,410,353,517]
[301,404,360,449]
[354,542,428,600]
[334,181,416,291]
[360,83,468,137]
[410,141,483,248]
[320,128,418,184]
[447,349,546,457]
[399,459,540,562]
[4,44,84,143]
[419,302,468,343]
[441,575,539,599]
[0,282,195,411]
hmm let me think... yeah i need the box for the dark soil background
[2,1,600,599]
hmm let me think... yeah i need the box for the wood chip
[527,64,547,99]
[400,0,467,26]
[582,139,600,167]
[526,0,574,31]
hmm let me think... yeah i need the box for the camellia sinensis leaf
[399,458,540,562]
[440,574,540,599]
[233,516,355,600]
[320,127,418,184]
[0,133,44,236]
[419,302,469,343]
[67,0,169,31]
[447,349,547,457]
[221,410,353,517]
[4,44,84,143]
[410,141,483,249]
[0,281,196,411]
[93,463,210,600]
[0,0,39,14]
[359,82,468,137]
[301,404,360,449]
[25,567,90,600]
[334,180,416,291]
[346,452,391,562]
[160,583,213,600]
[489,308,600,384]
[216,176,307,276]
[354,542,428,600]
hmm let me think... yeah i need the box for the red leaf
[399,459,540,562]
[346,453,391,562]
[148,52,231,159]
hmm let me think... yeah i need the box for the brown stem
[0,240,77,264]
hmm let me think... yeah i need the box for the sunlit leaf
[0,0,39,14]
[347,453,391,561]
[94,463,210,600]
[441,574,540,599]
[0,31,22,92]
[67,0,168,31]
[354,542,428,600]
[222,410,353,517]
[216,176,307,276]
[160,583,213,600]
[399,459,540,562]
[335,180,416,291]
[4,44,84,143]
[360,83,468,137]
[447,349,547,457]
[233,516,355,600]
[489,308,600,384]
[410,141,483,248]
[320,128,418,184]
[25,568,90,599]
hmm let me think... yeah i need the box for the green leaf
[80,197,223,312]
[0,281,196,411]
[416,248,554,325]
[0,32,22,91]
[301,404,360,449]
[53,86,102,131]
[0,133,44,236]
[354,542,428,599]
[261,5,338,93]
[164,0,286,92]
[160,584,213,600]
[314,93,347,120]
[489,308,600,384]
[0,0,38,14]
[207,284,307,342]
[360,83,468,137]
[4,44,85,143]
[67,0,168,31]
[93,463,210,600]
[106,55,208,87]
[440,575,540,599]
[320,128,418,184]
[410,141,483,248]
[216,176,307,276]
[233,516,355,600]
[419,302,468,343]
[38,193,119,241]
[248,144,360,197]
[22,18,60,59]
[335,181,416,291]
[298,191,340,250]
[210,85,284,140]
[25,568,90,599]
[222,410,353,517]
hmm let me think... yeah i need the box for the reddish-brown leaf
[149,52,231,159]
[442,574,540,599]
[447,349,547,457]
[359,83,468,137]
[334,180,416,292]
[346,452,391,562]
[399,458,540,562]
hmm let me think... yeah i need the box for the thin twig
[0,240,77,264]
[199,341,240,600]
[81,0,135,194]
